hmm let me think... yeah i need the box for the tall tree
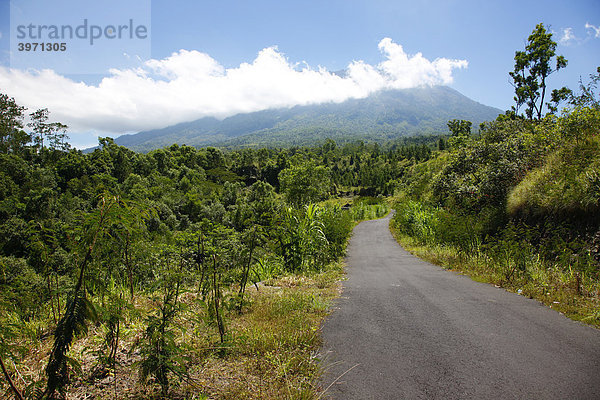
[28,108,69,152]
[510,23,570,120]
[0,94,29,154]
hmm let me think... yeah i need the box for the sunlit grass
[389,223,600,328]
[186,262,343,399]
[1,262,345,399]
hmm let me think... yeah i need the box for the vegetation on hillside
[0,21,597,400]
[391,24,600,328]
[115,86,500,152]
[0,99,401,399]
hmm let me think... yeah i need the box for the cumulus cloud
[377,38,468,88]
[559,27,577,45]
[585,23,600,38]
[0,38,468,139]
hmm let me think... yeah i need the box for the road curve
[319,213,600,399]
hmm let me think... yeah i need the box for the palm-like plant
[278,204,328,272]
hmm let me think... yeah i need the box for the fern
[44,294,96,399]
[42,194,115,399]
[137,290,187,397]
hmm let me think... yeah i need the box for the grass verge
[389,222,600,329]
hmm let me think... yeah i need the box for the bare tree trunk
[196,234,206,297]
[47,273,57,324]
[0,352,24,400]
[124,233,134,302]
[55,274,61,320]
[538,77,547,120]
[238,228,256,313]
[212,256,225,343]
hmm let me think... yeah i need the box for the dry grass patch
[1,263,344,399]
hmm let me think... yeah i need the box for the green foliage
[137,246,189,396]
[277,205,328,272]
[557,105,600,144]
[247,180,278,226]
[0,256,46,320]
[401,103,600,238]
[349,197,390,221]
[394,153,447,201]
[43,194,127,399]
[137,288,187,397]
[0,93,29,154]
[393,200,439,244]
[279,163,331,206]
[251,254,284,283]
[391,68,600,331]
[446,119,472,149]
[28,108,69,153]
[320,206,353,260]
[509,23,569,120]
[432,118,541,210]
[393,199,484,251]
[92,283,130,374]
[0,92,471,398]
[507,114,600,218]
[45,294,97,398]
[570,67,600,109]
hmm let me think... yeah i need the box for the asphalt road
[320,213,600,399]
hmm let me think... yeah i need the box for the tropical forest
[0,22,599,400]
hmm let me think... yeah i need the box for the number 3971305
[17,42,67,51]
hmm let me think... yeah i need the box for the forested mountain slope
[114,86,500,151]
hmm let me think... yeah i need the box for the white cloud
[0,38,468,142]
[585,22,600,38]
[559,27,577,45]
[377,38,468,88]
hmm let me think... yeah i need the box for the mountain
[114,86,502,151]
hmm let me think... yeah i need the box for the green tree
[447,119,472,149]
[0,94,29,154]
[279,163,330,206]
[138,247,188,397]
[437,137,446,151]
[510,23,569,120]
[247,181,278,226]
[28,108,69,153]
[44,195,125,399]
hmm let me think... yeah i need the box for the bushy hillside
[391,104,600,325]
[507,108,600,218]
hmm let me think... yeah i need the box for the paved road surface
[320,213,600,399]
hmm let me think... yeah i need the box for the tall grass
[349,197,390,221]
[190,262,344,400]
[391,199,600,327]
[507,136,600,217]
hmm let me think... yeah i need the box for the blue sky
[0,0,599,148]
